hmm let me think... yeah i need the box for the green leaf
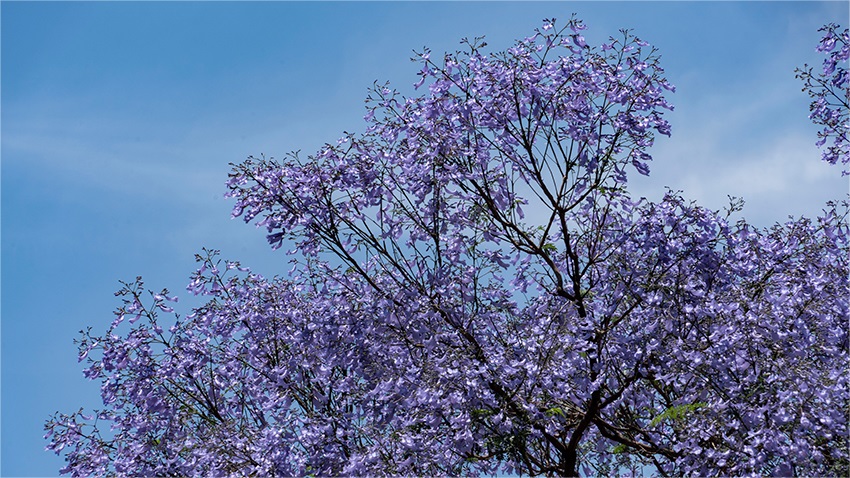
[649,402,707,427]
[611,444,628,454]
[471,408,494,418]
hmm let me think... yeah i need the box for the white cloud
[632,129,846,226]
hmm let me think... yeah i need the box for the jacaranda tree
[46,18,848,477]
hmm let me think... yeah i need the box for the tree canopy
[46,18,848,477]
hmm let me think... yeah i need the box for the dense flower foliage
[797,23,850,173]
[46,18,849,477]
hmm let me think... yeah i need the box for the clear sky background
[2,1,848,475]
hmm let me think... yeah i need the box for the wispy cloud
[632,128,846,226]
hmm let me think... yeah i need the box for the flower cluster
[797,23,849,173]
[47,19,849,476]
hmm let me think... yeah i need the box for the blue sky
[2,1,848,475]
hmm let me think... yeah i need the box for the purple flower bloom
[798,23,849,173]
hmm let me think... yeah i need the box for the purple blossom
[797,23,850,173]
